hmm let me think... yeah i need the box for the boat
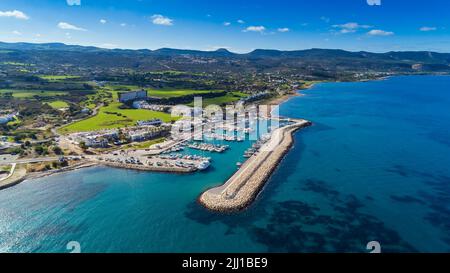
[197,160,210,171]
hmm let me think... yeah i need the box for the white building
[132,100,149,109]
[137,119,163,126]
[119,90,147,103]
[85,137,109,148]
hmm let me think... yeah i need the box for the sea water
[0,75,449,253]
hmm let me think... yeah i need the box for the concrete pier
[199,119,312,212]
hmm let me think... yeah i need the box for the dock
[199,119,312,212]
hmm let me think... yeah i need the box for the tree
[34,145,49,155]
[79,141,88,150]
[53,146,64,155]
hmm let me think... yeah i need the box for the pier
[199,119,312,212]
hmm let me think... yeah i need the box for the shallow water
[0,75,449,253]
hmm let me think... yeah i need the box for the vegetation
[0,89,67,98]
[59,102,177,133]
[122,137,166,149]
[39,75,80,82]
[47,100,69,109]
[147,88,224,98]
[191,91,247,106]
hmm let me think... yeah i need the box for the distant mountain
[1,41,449,75]
[0,42,108,52]
[1,41,450,61]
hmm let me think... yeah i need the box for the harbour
[199,119,312,211]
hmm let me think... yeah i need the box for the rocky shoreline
[0,161,97,190]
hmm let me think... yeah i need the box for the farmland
[0,89,67,98]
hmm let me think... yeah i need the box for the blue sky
[0,0,449,53]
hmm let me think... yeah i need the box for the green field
[47,100,69,109]
[1,62,33,66]
[59,102,177,134]
[0,89,67,98]
[106,85,223,99]
[187,91,247,106]
[39,75,80,82]
[148,88,223,98]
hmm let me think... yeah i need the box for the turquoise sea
[0,75,449,253]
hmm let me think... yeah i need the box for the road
[0,156,62,164]
[0,163,16,182]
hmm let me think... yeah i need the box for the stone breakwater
[199,119,312,212]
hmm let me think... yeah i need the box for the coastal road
[0,156,62,164]
[0,163,16,182]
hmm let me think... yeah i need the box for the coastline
[0,82,317,191]
[0,161,98,190]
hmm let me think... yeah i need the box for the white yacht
[197,160,210,171]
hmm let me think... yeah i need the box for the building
[119,90,148,103]
[132,100,148,109]
[74,130,119,148]
[85,137,109,148]
[137,119,163,126]
[126,125,170,142]
[127,130,158,142]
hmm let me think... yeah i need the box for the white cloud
[367,29,394,36]
[58,22,87,31]
[151,14,173,26]
[333,22,372,34]
[320,16,330,23]
[223,22,231,26]
[100,19,107,24]
[340,28,356,34]
[244,26,266,33]
[66,0,81,6]
[120,23,127,27]
[420,26,437,32]
[278,28,290,33]
[0,10,29,20]
[237,19,245,24]
[12,30,22,35]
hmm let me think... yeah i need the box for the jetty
[199,119,312,212]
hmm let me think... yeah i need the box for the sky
[0,0,449,53]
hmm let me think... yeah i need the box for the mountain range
[1,41,450,75]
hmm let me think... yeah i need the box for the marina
[188,142,229,153]
[199,119,312,212]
